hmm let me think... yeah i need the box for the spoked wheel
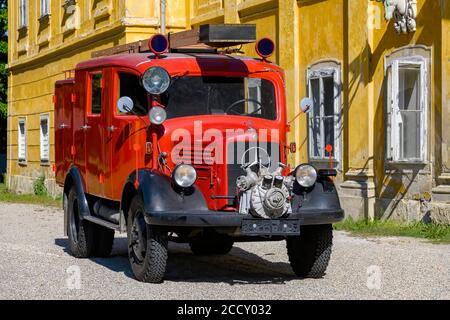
[127,195,168,283]
[67,186,95,258]
[129,209,147,263]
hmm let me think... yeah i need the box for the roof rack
[91,24,257,58]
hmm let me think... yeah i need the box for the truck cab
[55,25,344,283]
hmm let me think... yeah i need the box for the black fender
[63,167,91,227]
[121,169,209,222]
[291,176,344,221]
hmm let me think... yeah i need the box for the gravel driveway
[0,202,449,300]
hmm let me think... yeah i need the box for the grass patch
[335,218,450,244]
[0,183,62,208]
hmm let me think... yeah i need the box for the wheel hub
[130,212,147,262]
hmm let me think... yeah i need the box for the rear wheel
[127,195,168,283]
[189,231,234,255]
[286,224,333,278]
[67,186,96,258]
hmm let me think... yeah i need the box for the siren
[255,38,275,60]
[148,34,169,57]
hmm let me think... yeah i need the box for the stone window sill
[38,14,51,25]
[17,26,28,39]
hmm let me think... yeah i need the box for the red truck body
[55,28,343,283]
[55,53,288,209]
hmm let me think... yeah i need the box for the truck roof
[75,53,283,74]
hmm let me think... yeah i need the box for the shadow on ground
[55,237,298,285]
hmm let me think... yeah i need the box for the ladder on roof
[91,24,257,58]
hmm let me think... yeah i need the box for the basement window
[18,118,27,164]
[307,65,342,166]
[386,57,428,162]
[40,115,50,163]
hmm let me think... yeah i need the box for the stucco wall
[6,0,449,222]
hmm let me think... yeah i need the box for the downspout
[160,0,166,35]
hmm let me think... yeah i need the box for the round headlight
[295,164,317,188]
[142,67,171,95]
[173,164,197,188]
[149,106,167,125]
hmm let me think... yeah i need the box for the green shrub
[33,175,47,196]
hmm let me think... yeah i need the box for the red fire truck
[55,25,344,283]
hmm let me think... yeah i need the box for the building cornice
[8,22,125,72]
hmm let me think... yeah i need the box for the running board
[83,215,120,231]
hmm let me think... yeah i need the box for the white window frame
[18,118,27,164]
[386,56,428,163]
[40,0,51,17]
[307,66,342,166]
[19,0,28,28]
[40,114,50,163]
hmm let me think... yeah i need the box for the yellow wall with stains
[7,0,186,195]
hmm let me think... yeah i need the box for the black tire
[286,224,333,278]
[189,231,234,255]
[93,225,115,257]
[127,195,168,283]
[66,186,96,258]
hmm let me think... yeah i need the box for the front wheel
[127,195,168,283]
[286,224,333,278]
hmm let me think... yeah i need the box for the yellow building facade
[7,0,450,222]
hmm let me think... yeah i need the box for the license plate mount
[241,219,300,236]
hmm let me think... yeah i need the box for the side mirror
[117,96,134,114]
[300,97,313,113]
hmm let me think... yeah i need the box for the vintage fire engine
[55,25,344,283]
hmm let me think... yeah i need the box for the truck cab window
[117,72,149,116]
[91,73,102,114]
[160,76,277,120]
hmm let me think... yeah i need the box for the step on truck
[54,24,344,283]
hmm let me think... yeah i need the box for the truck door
[83,70,107,197]
[107,69,150,200]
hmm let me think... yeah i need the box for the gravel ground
[0,202,449,300]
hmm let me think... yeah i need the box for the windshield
[160,76,277,120]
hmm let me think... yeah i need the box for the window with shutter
[19,0,28,28]
[307,66,342,166]
[40,0,50,17]
[40,115,50,163]
[18,119,27,163]
[386,57,427,162]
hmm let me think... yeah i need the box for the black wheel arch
[63,167,91,235]
[291,176,343,215]
[120,169,209,226]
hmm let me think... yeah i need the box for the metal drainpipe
[160,0,166,35]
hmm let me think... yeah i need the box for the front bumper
[144,209,344,232]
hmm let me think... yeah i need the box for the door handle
[59,123,68,129]
[80,125,91,130]
[106,125,117,133]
